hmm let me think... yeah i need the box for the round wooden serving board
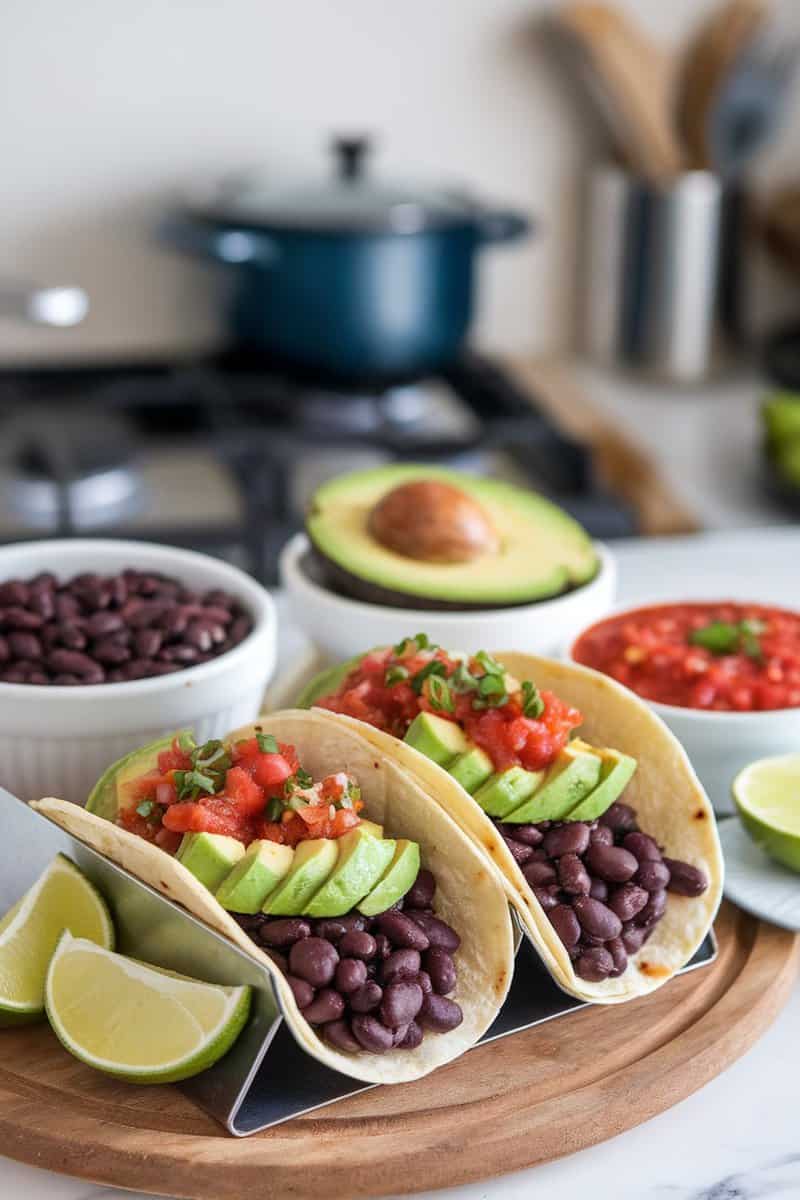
[0,901,796,1199]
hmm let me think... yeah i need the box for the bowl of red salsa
[569,601,800,813]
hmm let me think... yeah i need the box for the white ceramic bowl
[0,540,276,803]
[567,606,800,815]
[279,532,616,661]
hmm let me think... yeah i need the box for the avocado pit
[368,480,500,565]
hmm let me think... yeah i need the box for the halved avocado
[306,464,599,609]
[86,732,191,821]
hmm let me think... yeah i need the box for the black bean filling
[496,801,709,983]
[233,867,464,1054]
[0,570,252,685]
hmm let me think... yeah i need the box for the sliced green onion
[413,632,430,649]
[411,660,447,694]
[474,650,504,676]
[427,675,455,713]
[451,662,478,693]
[521,680,545,718]
[135,800,154,818]
[174,769,217,802]
[177,732,197,753]
[256,732,279,755]
[266,797,283,822]
[295,768,313,789]
[478,674,506,697]
[385,665,410,686]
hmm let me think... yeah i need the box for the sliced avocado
[216,840,294,914]
[177,832,245,891]
[263,839,338,916]
[504,743,602,823]
[359,819,384,839]
[448,745,494,794]
[358,839,421,916]
[86,731,192,821]
[404,711,469,766]
[306,464,599,608]
[567,749,637,821]
[474,766,545,819]
[305,829,396,918]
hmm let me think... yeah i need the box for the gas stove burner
[282,377,481,441]
[0,409,144,531]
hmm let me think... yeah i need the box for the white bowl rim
[280,532,614,625]
[0,538,275,700]
[567,597,800,722]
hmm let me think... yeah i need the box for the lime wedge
[0,853,114,1026]
[732,753,800,873]
[45,932,251,1083]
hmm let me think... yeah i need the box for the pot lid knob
[332,135,371,181]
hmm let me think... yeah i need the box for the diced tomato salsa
[315,644,583,772]
[117,731,363,851]
[572,602,800,712]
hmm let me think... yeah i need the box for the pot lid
[186,137,478,234]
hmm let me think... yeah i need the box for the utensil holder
[583,166,749,383]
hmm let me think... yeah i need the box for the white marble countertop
[4,372,800,1200]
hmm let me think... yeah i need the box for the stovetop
[0,350,637,583]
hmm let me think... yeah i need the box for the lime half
[0,853,114,1026]
[45,932,251,1084]
[732,753,800,873]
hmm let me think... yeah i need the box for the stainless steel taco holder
[2,789,717,1137]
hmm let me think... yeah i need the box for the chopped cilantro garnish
[385,665,410,686]
[521,680,545,718]
[294,767,313,789]
[428,675,455,713]
[174,768,217,801]
[256,732,279,755]
[689,619,766,661]
[135,800,154,818]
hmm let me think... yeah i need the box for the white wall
[0,0,797,365]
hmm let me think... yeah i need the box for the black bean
[27,671,48,685]
[381,979,424,1028]
[351,1015,394,1053]
[636,888,667,927]
[413,970,433,996]
[8,632,41,660]
[55,594,80,621]
[403,911,460,952]
[548,903,581,948]
[258,918,311,948]
[663,858,709,897]
[29,590,55,620]
[533,884,560,912]
[234,913,265,933]
[600,802,638,834]
[52,673,81,685]
[47,648,98,676]
[339,930,376,960]
[288,937,339,987]
[418,993,463,1032]
[623,832,662,862]
[404,867,436,909]
[93,638,132,665]
[398,1020,423,1049]
[590,824,614,846]
[0,635,8,662]
[323,1019,362,1053]
[589,877,608,901]
[376,910,430,952]
[161,643,200,663]
[337,914,370,934]
[85,611,124,638]
[312,918,348,941]
[543,823,590,858]
[381,949,421,984]
[303,988,346,1025]
[349,981,383,1013]
[335,958,368,994]
[573,895,623,940]
[621,923,647,954]
[635,860,671,893]
[558,853,591,895]
[608,883,649,922]
[575,947,615,981]
[522,859,557,888]
[0,581,28,606]
[286,975,315,1009]
[373,933,392,959]
[134,628,163,658]
[2,607,43,631]
[502,836,534,866]
[607,937,628,977]
[585,842,639,883]
[424,947,457,995]
[508,824,544,846]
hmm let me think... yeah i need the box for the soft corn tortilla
[32,709,514,1085]
[294,652,724,1004]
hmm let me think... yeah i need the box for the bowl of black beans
[0,539,276,804]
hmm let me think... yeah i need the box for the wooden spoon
[549,3,684,183]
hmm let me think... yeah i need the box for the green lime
[0,853,114,1026]
[732,753,800,873]
[45,932,251,1084]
